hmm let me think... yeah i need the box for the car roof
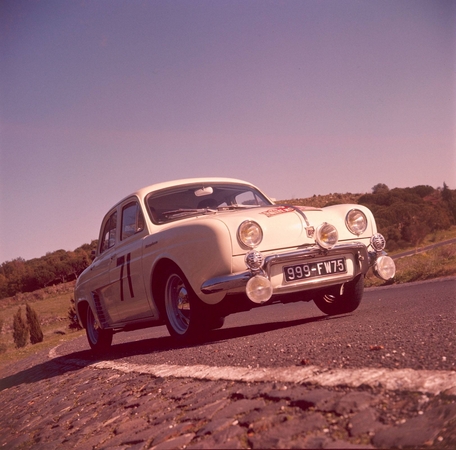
[115,177,259,207]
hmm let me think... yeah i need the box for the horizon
[2,180,453,265]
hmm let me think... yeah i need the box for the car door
[108,199,154,322]
[89,209,121,326]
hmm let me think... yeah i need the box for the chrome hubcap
[165,274,191,334]
[87,309,99,344]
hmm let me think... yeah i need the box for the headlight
[315,223,338,249]
[346,209,368,235]
[238,220,263,248]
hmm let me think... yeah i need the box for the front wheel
[86,307,113,353]
[313,275,364,315]
[162,266,204,341]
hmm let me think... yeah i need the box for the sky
[1,0,455,264]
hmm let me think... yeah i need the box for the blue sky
[1,0,455,263]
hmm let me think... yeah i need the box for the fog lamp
[246,275,273,304]
[374,255,396,281]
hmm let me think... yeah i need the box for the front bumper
[201,242,371,295]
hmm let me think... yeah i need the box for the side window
[100,211,117,254]
[121,202,145,240]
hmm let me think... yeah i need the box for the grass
[421,225,456,244]
[365,242,456,287]
[365,225,456,287]
[0,282,85,368]
[1,229,455,369]
[394,243,456,282]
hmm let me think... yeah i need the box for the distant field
[1,228,455,368]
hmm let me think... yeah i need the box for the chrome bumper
[201,242,370,295]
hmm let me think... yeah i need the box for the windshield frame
[145,182,273,224]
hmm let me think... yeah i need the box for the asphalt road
[2,277,455,449]
[55,277,455,373]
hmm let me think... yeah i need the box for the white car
[75,178,395,352]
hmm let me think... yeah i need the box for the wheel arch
[76,300,90,329]
[149,254,226,310]
[150,257,179,316]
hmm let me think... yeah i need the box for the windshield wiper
[162,208,217,219]
[217,204,262,210]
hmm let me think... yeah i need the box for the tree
[0,318,6,354]
[13,307,28,348]
[26,303,44,344]
[372,183,389,194]
[0,273,8,299]
[442,182,456,222]
[442,182,452,202]
[67,250,91,280]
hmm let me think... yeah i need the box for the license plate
[283,258,346,282]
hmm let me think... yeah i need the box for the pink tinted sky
[1,0,455,263]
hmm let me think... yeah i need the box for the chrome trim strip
[201,271,251,294]
[274,204,311,226]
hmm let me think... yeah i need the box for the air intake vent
[91,292,108,327]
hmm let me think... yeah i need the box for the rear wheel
[313,275,364,315]
[86,307,113,353]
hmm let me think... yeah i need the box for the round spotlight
[374,255,396,281]
[246,275,273,304]
[315,223,338,249]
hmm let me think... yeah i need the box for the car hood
[206,204,375,256]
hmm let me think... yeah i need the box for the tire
[86,307,113,353]
[161,264,221,341]
[206,315,225,331]
[313,275,364,315]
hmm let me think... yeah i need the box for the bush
[68,298,82,330]
[0,319,5,353]
[13,307,28,348]
[26,303,44,344]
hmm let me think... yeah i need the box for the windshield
[146,183,272,224]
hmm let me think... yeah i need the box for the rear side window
[100,211,117,254]
[121,202,145,240]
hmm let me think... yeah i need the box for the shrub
[0,319,5,354]
[68,298,82,330]
[26,303,44,344]
[13,307,28,348]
